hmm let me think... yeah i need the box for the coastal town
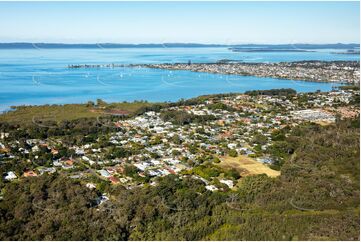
[67,61,360,84]
[135,61,360,84]
[1,86,359,196]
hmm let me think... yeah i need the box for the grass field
[314,120,333,126]
[218,155,280,178]
[0,102,153,125]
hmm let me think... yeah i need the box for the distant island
[229,48,315,53]
[0,42,359,49]
[331,49,360,55]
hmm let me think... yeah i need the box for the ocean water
[0,47,359,111]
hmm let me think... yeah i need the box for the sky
[0,1,359,44]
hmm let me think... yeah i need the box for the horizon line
[0,42,359,45]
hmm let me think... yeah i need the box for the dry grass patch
[314,120,333,126]
[218,155,280,178]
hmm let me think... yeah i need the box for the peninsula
[133,61,360,84]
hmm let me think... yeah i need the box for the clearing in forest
[218,155,280,178]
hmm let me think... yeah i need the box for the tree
[86,101,95,107]
[96,99,107,107]
[229,149,238,157]
[225,168,241,180]
[252,134,268,145]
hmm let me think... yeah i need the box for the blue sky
[0,1,359,44]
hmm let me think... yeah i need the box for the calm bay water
[0,47,359,111]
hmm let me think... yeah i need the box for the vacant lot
[218,155,280,178]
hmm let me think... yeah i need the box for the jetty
[68,63,126,69]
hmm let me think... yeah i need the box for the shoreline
[1,86,347,115]
[1,78,351,114]
[2,86,356,117]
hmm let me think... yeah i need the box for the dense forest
[0,117,359,240]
